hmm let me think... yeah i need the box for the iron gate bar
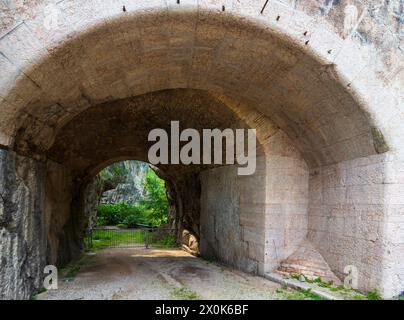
[84,227,174,250]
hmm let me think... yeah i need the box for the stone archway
[0,1,403,299]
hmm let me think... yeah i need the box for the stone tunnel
[0,0,403,299]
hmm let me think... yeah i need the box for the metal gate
[84,227,175,250]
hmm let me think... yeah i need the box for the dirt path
[37,248,286,300]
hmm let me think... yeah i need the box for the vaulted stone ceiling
[40,89,251,178]
[1,10,380,169]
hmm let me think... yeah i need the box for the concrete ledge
[264,272,343,300]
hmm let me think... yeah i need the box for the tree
[141,169,168,226]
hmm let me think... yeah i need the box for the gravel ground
[37,247,285,300]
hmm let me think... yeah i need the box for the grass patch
[275,287,324,300]
[283,273,382,300]
[151,234,178,248]
[31,287,47,300]
[366,289,382,300]
[300,288,324,300]
[60,254,97,280]
[170,287,200,300]
[329,284,350,293]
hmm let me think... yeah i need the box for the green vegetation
[97,169,168,227]
[329,284,350,293]
[60,254,97,279]
[275,287,323,300]
[300,288,323,300]
[142,169,169,225]
[97,202,148,227]
[31,287,47,300]
[170,287,200,300]
[366,289,382,300]
[284,273,380,300]
[152,234,177,247]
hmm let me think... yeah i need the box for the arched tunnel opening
[38,88,267,266]
[0,4,403,300]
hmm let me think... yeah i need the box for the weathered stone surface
[201,164,258,273]
[0,5,391,168]
[0,149,46,300]
[42,89,246,178]
[44,160,74,266]
[82,175,103,232]
[308,154,404,296]
[164,171,202,252]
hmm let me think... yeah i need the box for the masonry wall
[384,157,404,298]
[308,153,404,297]
[200,129,311,277]
[200,156,267,274]
[264,154,309,272]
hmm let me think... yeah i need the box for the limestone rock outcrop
[100,161,148,205]
[0,150,46,300]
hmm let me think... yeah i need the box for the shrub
[96,216,107,226]
[97,202,142,225]
[154,235,177,247]
[123,212,147,228]
[97,203,124,225]
[366,289,382,300]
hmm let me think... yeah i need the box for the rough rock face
[101,161,148,204]
[0,149,46,300]
[44,160,74,266]
[55,180,91,267]
[0,149,82,299]
[162,171,201,255]
[83,175,103,231]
